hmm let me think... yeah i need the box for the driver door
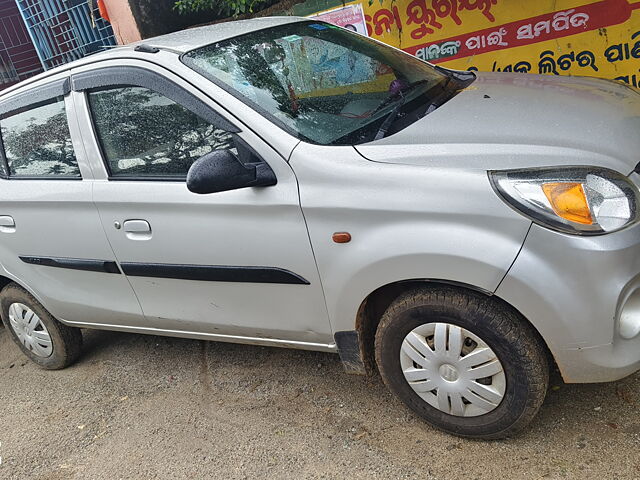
[72,63,332,345]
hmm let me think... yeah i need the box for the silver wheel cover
[400,322,506,417]
[7,302,53,358]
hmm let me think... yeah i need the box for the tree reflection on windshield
[183,21,471,145]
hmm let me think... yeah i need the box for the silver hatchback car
[1,17,639,439]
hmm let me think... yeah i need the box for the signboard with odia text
[310,0,640,88]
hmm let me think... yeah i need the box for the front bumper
[496,217,640,383]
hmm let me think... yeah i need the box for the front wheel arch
[352,279,555,376]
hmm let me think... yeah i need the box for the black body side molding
[119,262,310,285]
[20,256,121,274]
[19,256,309,285]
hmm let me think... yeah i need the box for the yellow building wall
[313,0,640,88]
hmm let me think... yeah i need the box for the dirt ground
[0,326,638,480]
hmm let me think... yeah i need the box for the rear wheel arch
[0,274,13,295]
[0,274,48,324]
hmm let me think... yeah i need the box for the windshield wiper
[371,80,432,140]
[373,77,453,141]
[373,94,407,140]
[371,79,430,117]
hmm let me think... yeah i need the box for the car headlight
[489,167,639,235]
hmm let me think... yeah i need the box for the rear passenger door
[0,76,144,326]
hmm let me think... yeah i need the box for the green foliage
[174,0,274,18]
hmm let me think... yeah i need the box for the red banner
[404,0,640,62]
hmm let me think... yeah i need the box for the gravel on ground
[0,327,638,479]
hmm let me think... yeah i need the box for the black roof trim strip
[134,45,160,54]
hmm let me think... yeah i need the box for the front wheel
[375,286,549,439]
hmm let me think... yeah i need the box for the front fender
[328,224,529,333]
[290,144,532,334]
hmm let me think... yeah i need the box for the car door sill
[60,319,337,352]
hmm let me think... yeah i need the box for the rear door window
[0,96,80,178]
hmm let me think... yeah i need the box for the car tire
[0,283,82,370]
[375,286,549,439]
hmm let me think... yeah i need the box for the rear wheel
[375,286,549,439]
[0,283,82,369]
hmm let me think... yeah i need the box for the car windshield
[182,21,473,146]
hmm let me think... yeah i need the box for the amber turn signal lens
[542,182,593,225]
[332,232,351,243]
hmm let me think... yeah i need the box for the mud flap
[334,330,368,375]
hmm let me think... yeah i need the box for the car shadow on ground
[75,328,639,439]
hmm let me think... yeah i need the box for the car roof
[0,16,304,99]
[139,16,304,52]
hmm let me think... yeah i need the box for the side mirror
[186,150,276,194]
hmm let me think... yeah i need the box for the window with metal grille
[15,0,116,71]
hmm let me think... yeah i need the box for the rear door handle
[0,215,16,233]
[122,219,151,240]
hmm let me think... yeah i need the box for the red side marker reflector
[332,232,351,243]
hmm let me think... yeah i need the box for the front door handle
[0,215,16,233]
[122,219,151,240]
